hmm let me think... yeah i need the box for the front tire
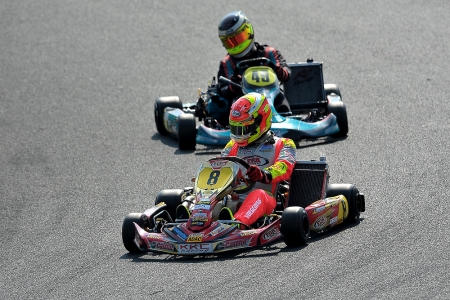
[281,206,310,247]
[178,113,197,150]
[154,96,182,135]
[122,213,148,253]
[155,189,185,220]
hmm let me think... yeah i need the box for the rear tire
[324,84,342,100]
[154,96,182,135]
[281,206,310,247]
[326,184,364,223]
[122,213,148,253]
[328,101,348,137]
[155,189,185,220]
[178,113,197,150]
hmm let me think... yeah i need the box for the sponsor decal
[155,202,165,207]
[198,200,210,205]
[210,160,227,169]
[178,243,212,254]
[259,144,273,151]
[231,110,241,117]
[240,230,257,237]
[262,227,281,241]
[313,215,328,230]
[209,225,226,237]
[313,206,325,214]
[244,199,262,219]
[172,227,188,240]
[150,241,174,251]
[147,233,161,240]
[293,69,313,81]
[187,233,203,242]
[194,204,210,210]
[190,221,204,226]
[192,217,208,222]
[192,213,207,218]
[239,149,254,155]
[216,239,250,250]
[330,216,338,225]
[243,155,269,166]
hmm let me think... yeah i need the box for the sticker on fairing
[178,243,212,253]
[243,67,277,87]
[196,167,232,190]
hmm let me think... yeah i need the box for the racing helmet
[218,11,255,58]
[229,92,272,146]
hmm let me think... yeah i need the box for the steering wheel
[218,58,274,88]
[235,57,273,71]
[208,156,256,194]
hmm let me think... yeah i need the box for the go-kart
[121,156,366,255]
[154,58,348,150]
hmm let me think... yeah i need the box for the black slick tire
[281,206,310,247]
[154,96,182,135]
[328,101,348,137]
[155,189,185,220]
[178,113,197,150]
[122,213,148,253]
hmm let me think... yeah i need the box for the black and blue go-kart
[154,58,348,150]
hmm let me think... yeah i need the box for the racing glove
[246,165,271,183]
[229,74,242,94]
[269,62,289,82]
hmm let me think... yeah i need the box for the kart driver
[212,11,292,126]
[218,92,296,226]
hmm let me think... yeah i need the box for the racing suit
[220,131,296,226]
[214,42,292,125]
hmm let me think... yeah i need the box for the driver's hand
[229,74,242,94]
[246,165,264,182]
[272,64,289,81]
[230,74,242,83]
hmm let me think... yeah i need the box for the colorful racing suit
[220,132,296,226]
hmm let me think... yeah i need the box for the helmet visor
[230,122,257,137]
[220,24,252,50]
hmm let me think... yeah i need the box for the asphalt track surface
[1,1,449,299]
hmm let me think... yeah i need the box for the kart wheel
[178,113,197,150]
[281,206,310,247]
[154,96,182,135]
[328,101,348,137]
[324,84,342,100]
[122,213,148,253]
[326,184,365,224]
[155,189,184,220]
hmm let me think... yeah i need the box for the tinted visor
[230,122,258,136]
[220,24,252,50]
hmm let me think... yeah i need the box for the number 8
[207,170,220,185]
